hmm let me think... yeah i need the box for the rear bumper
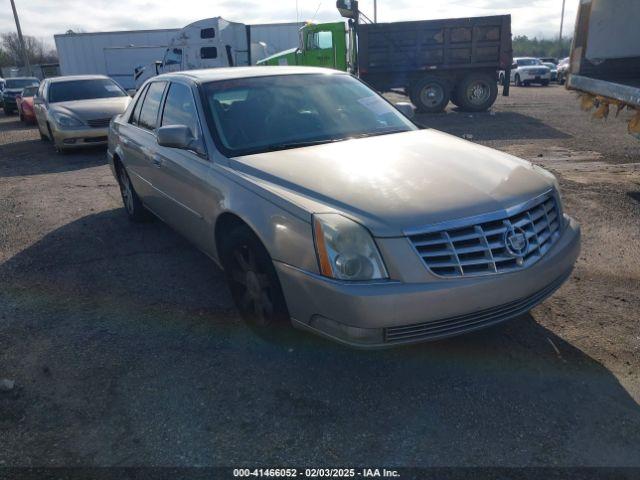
[276,216,580,348]
[51,126,109,148]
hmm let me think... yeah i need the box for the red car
[17,85,38,124]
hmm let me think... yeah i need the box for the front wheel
[542,80,550,86]
[221,225,291,337]
[454,73,498,112]
[410,77,450,113]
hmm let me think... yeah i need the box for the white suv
[509,57,551,87]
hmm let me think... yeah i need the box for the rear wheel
[454,73,498,112]
[410,77,450,113]
[221,225,291,337]
[116,163,150,222]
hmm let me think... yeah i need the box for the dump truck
[567,0,640,138]
[259,2,512,113]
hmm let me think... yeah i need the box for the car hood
[50,97,130,121]
[230,130,556,237]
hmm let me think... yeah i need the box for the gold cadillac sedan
[34,75,130,152]
[107,67,580,348]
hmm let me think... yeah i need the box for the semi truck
[55,19,302,90]
[567,0,640,138]
[259,1,513,113]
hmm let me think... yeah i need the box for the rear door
[116,81,168,213]
[148,81,214,252]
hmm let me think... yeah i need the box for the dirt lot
[1,85,639,468]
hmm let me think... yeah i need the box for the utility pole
[558,0,566,55]
[373,0,377,22]
[9,0,31,76]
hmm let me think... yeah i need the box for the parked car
[2,77,39,115]
[510,58,551,86]
[556,57,570,85]
[17,85,39,123]
[542,62,559,82]
[108,67,580,348]
[34,75,131,152]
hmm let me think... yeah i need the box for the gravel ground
[0,85,639,467]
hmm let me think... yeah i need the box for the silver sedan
[107,67,580,348]
[34,75,130,152]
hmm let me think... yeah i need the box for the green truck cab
[258,22,349,71]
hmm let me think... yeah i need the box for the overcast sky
[1,0,576,46]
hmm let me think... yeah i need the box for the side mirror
[395,102,415,119]
[157,125,194,150]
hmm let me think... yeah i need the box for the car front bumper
[520,71,551,82]
[51,125,110,148]
[276,216,580,348]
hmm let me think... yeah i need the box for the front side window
[307,32,333,50]
[203,73,416,156]
[165,48,182,66]
[48,79,126,103]
[138,82,166,131]
[161,83,201,141]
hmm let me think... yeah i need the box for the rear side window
[200,47,218,59]
[130,84,149,126]
[138,82,166,131]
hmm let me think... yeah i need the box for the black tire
[37,123,48,141]
[454,73,498,112]
[115,163,150,222]
[515,74,523,87]
[542,80,550,87]
[18,109,24,122]
[409,76,450,113]
[4,107,13,116]
[220,225,291,337]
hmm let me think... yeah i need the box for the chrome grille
[408,192,562,278]
[86,117,111,128]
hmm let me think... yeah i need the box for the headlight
[51,111,84,128]
[312,213,388,281]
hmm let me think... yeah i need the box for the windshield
[517,59,542,66]
[22,86,38,97]
[203,74,417,156]
[49,79,126,103]
[6,78,38,89]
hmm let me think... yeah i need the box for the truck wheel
[454,73,498,112]
[410,77,450,113]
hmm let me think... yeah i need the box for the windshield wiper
[261,138,347,153]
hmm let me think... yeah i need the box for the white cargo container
[55,19,303,90]
[55,29,179,89]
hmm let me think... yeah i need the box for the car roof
[154,66,347,84]
[46,74,112,83]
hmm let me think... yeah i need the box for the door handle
[151,155,163,168]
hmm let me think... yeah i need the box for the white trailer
[55,29,179,90]
[54,19,303,90]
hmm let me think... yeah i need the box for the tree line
[0,33,58,68]
[513,35,573,59]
